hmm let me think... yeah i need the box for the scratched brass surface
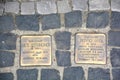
[20,35,51,66]
[75,33,106,64]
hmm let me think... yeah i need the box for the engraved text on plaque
[75,33,106,64]
[20,35,51,66]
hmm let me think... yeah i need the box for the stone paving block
[63,67,85,80]
[37,1,57,14]
[16,15,39,31]
[38,0,58,1]
[0,0,3,3]
[5,2,19,14]
[54,31,71,50]
[17,69,38,80]
[57,0,71,13]
[0,33,17,50]
[0,51,15,67]
[0,73,13,80]
[65,11,82,28]
[21,0,36,1]
[87,11,109,28]
[2,0,17,2]
[108,31,120,46]
[42,14,60,30]
[0,15,15,32]
[89,0,110,10]
[21,2,35,15]
[56,50,71,66]
[72,0,88,11]
[6,0,17,1]
[41,69,60,80]
[111,11,120,29]
[0,3,4,15]
[110,48,120,67]
[112,69,120,80]
[88,68,110,80]
[111,0,120,12]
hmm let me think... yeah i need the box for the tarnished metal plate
[75,33,106,64]
[20,35,51,66]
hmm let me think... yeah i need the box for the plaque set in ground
[20,33,106,66]
[20,35,51,66]
[75,33,106,64]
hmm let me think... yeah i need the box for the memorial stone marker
[20,35,51,66]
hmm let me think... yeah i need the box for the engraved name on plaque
[75,33,106,64]
[20,35,51,66]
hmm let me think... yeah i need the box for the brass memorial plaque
[75,33,106,64]
[20,35,51,66]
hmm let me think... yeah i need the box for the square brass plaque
[75,33,106,64]
[20,35,51,66]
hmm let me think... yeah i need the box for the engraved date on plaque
[75,33,106,64]
[20,35,51,66]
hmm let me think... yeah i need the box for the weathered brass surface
[75,33,106,64]
[20,35,51,66]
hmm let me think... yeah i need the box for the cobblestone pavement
[0,0,120,80]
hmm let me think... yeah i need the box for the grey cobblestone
[16,15,39,31]
[41,69,60,80]
[65,11,82,28]
[89,0,110,10]
[88,68,110,80]
[37,1,57,14]
[54,31,71,50]
[17,69,38,80]
[0,15,15,32]
[0,33,17,50]
[3,0,17,2]
[0,73,13,80]
[0,0,3,3]
[21,0,36,1]
[21,2,35,15]
[56,50,71,66]
[87,11,109,28]
[0,3,4,15]
[72,0,88,11]
[42,14,60,30]
[5,2,19,14]
[57,0,71,13]
[63,67,85,80]
[111,0,120,12]
[111,11,120,29]
[108,31,120,46]
[110,48,120,67]
[112,69,120,80]
[0,51,15,67]
[8,0,17,1]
